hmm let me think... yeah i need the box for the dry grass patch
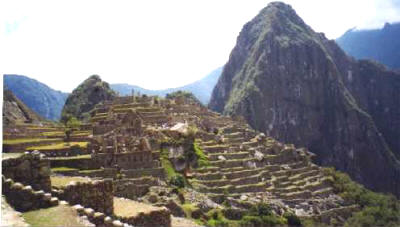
[22,204,88,227]
[113,197,162,218]
[27,142,88,151]
[3,138,62,145]
[50,176,91,188]
[2,153,24,160]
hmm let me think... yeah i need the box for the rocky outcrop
[3,89,42,126]
[209,2,400,197]
[61,75,117,121]
[4,74,69,120]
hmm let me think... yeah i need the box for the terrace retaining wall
[55,179,114,215]
[2,152,51,191]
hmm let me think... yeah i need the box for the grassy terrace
[114,197,162,218]
[48,154,91,160]
[3,138,62,145]
[27,142,88,151]
[51,167,78,172]
[40,131,65,137]
[50,176,91,188]
[22,204,88,227]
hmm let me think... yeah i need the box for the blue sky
[2,0,400,92]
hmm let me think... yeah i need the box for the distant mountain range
[336,22,400,69]
[4,75,69,121]
[3,67,222,121]
[111,67,222,104]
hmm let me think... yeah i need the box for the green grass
[324,167,400,226]
[193,141,210,167]
[22,205,88,227]
[40,131,65,137]
[160,149,178,180]
[181,203,199,218]
[27,142,88,151]
[79,169,103,174]
[51,167,78,172]
[3,138,62,145]
[48,154,91,160]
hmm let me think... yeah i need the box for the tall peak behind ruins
[209,1,400,197]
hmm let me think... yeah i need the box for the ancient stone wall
[116,206,171,227]
[2,176,58,211]
[56,179,114,215]
[92,152,157,169]
[50,156,100,170]
[2,152,51,191]
[121,168,165,179]
[114,177,160,199]
[28,146,89,158]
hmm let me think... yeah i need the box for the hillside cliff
[61,75,117,121]
[209,2,400,197]
[336,22,400,69]
[3,89,42,126]
[4,74,69,120]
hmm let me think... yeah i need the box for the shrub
[193,142,210,167]
[170,175,185,188]
[324,167,400,226]
[284,212,301,226]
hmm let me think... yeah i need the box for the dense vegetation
[336,22,400,69]
[4,74,68,120]
[324,168,400,227]
[166,90,202,106]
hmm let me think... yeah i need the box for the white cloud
[1,0,399,92]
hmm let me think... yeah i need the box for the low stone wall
[121,167,165,179]
[50,156,100,170]
[2,152,51,191]
[71,204,130,227]
[2,176,58,211]
[28,146,89,157]
[116,207,171,227]
[114,177,160,199]
[55,179,114,215]
[92,152,158,169]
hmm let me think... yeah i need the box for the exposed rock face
[4,74,69,120]
[3,89,42,126]
[209,2,400,197]
[61,75,117,121]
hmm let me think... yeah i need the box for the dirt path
[1,196,29,227]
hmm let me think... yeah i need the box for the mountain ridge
[111,67,222,104]
[336,22,400,69]
[3,74,69,121]
[209,2,400,197]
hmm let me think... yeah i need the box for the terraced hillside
[2,94,399,226]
